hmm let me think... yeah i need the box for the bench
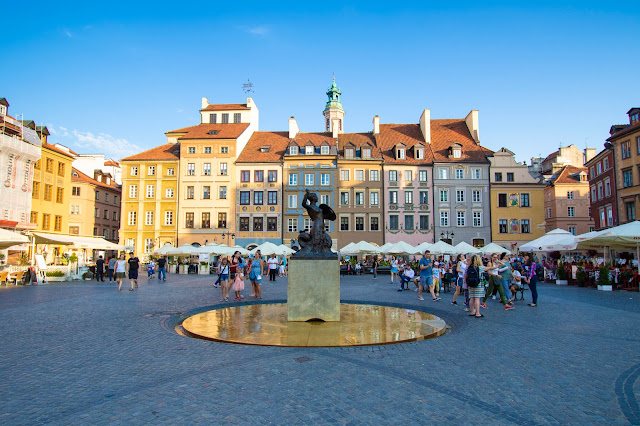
[9,270,25,285]
[513,282,529,301]
[441,273,455,293]
[0,271,8,286]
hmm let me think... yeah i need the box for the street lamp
[221,232,235,246]
[440,231,455,243]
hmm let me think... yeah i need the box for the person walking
[499,254,514,304]
[372,256,379,280]
[467,255,484,317]
[157,256,166,281]
[417,250,439,301]
[232,269,245,301]
[525,255,539,307]
[452,254,466,306]
[249,250,264,299]
[115,253,127,291]
[127,253,140,291]
[107,255,116,282]
[267,254,278,282]
[481,254,514,310]
[219,257,231,302]
[95,255,105,282]
[390,256,399,285]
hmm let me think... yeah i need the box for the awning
[0,228,30,250]
[33,232,124,250]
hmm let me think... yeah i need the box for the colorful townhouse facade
[488,148,546,250]
[608,107,640,224]
[585,145,618,230]
[544,165,594,235]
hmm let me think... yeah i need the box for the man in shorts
[417,250,440,301]
[127,252,140,290]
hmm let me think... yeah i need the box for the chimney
[288,116,299,139]
[201,97,209,109]
[465,110,480,143]
[246,97,254,109]
[419,109,431,143]
[584,148,596,165]
[373,115,380,135]
[332,118,340,139]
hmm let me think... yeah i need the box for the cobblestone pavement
[1,273,639,425]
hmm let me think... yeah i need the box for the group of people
[214,252,288,302]
[389,250,540,316]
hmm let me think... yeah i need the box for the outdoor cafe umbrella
[575,220,640,261]
[152,243,175,256]
[428,240,457,255]
[519,229,576,252]
[340,242,356,253]
[342,241,380,255]
[454,241,481,255]
[0,228,29,250]
[414,242,432,254]
[382,241,419,255]
[166,244,201,256]
[251,241,288,256]
[479,243,511,254]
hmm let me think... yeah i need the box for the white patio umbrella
[277,245,296,256]
[454,241,481,254]
[342,241,380,255]
[575,220,640,260]
[414,242,432,254]
[519,229,576,252]
[152,243,174,255]
[378,242,393,253]
[0,229,29,250]
[428,240,457,255]
[480,243,511,254]
[340,242,356,253]
[251,241,287,256]
[166,244,200,256]
[382,241,419,255]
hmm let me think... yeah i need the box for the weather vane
[242,79,254,94]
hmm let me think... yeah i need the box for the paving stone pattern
[1,273,639,424]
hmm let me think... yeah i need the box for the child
[432,261,442,297]
[147,260,156,279]
[232,270,245,301]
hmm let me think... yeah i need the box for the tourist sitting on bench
[398,266,415,291]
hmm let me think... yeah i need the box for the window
[404,170,413,182]
[597,183,603,200]
[419,215,429,230]
[288,173,298,185]
[220,163,227,175]
[404,191,413,204]
[42,213,50,230]
[355,170,364,181]
[622,140,631,159]
[113,211,117,221]
[590,167,595,179]
[568,226,576,236]
[340,170,350,181]
[145,211,153,225]
[305,146,314,155]
[596,163,602,175]
[321,145,330,155]
[44,184,52,201]
[404,215,414,230]
[472,169,481,179]
[498,193,507,207]
[95,190,100,201]
[605,179,611,197]
[240,170,250,182]
[57,163,65,177]
[397,148,405,159]
[472,190,481,203]
[340,191,350,205]
[340,217,349,231]
[637,136,640,154]
[219,186,227,199]
[607,206,613,227]
[167,168,175,176]
[626,202,636,221]
[456,211,466,227]
[70,204,80,215]
[499,219,508,233]
[105,193,109,203]
[267,217,277,232]
[370,192,379,206]
[221,113,229,123]
[128,211,137,225]
[521,219,531,233]
[234,113,241,123]
[218,213,227,228]
[567,191,574,200]
[34,160,41,170]
[495,172,503,182]
[254,191,263,205]
[321,194,329,205]
[185,212,194,228]
[419,170,428,182]
[439,189,449,203]
[288,218,297,232]
[114,195,117,205]
[362,147,371,158]
[520,193,530,207]
[56,188,64,203]
[568,206,575,217]
[103,209,108,219]
[94,208,99,217]
[204,147,212,154]
[438,168,448,179]
[305,173,314,186]
[370,170,380,181]
[355,217,364,231]
[187,163,195,176]
[203,186,210,199]
[345,148,354,158]
[69,226,79,235]
[416,148,424,160]
[166,188,174,198]
[45,158,54,173]
[239,217,250,231]
[370,217,379,231]
[455,169,464,179]
[289,146,299,155]
[456,189,465,203]
[321,173,330,186]
[32,182,39,199]
[164,211,173,225]
[187,146,196,155]
[268,170,277,182]
[268,191,277,205]
[255,170,264,182]
[288,194,297,208]
[203,163,211,176]
[72,186,80,196]
[623,169,633,188]
[186,186,194,199]
[253,217,263,231]
[440,210,449,227]
[389,215,399,230]
[591,186,597,201]
[146,185,155,198]
[146,165,155,176]
[389,170,398,182]
[240,191,250,205]
[473,211,482,227]
[353,192,363,206]
[389,190,398,204]
[547,208,552,219]
[221,147,229,154]
[54,215,62,231]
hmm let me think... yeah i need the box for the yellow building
[120,144,180,258]
[488,148,546,250]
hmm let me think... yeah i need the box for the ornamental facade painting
[509,193,519,207]
[509,219,519,233]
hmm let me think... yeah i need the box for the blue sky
[2,1,639,162]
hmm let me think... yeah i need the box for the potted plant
[576,266,587,287]
[556,263,569,285]
[46,270,67,282]
[597,264,612,291]
[0,253,5,265]
[199,261,209,275]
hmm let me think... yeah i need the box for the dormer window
[397,148,405,159]
[416,149,424,160]
[207,130,219,135]
[289,146,298,155]
[321,145,329,155]
[632,113,639,124]
[345,148,354,158]
[305,146,314,155]
[453,148,461,158]
[260,146,270,153]
[0,105,6,116]
[362,148,371,158]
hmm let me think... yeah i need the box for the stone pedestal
[287,258,340,322]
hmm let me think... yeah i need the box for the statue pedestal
[287,258,340,322]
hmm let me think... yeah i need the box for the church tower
[323,77,345,134]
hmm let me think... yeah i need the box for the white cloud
[240,25,269,36]
[71,130,144,160]
[63,29,73,38]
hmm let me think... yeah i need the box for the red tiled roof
[121,143,180,161]
[337,133,382,159]
[289,132,337,146]
[71,168,121,191]
[429,119,492,163]
[201,103,250,111]
[607,121,640,141]
[42,142,76,159]
[165,123,250,140]
[104,160,120,167]
[376,124,433,164]
[236,132,290,163]
[548,165,588,185]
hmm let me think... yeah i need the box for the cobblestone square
[1,274,639,424]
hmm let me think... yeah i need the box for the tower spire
[323,76,345,134]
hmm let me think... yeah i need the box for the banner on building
[0,134,41,223]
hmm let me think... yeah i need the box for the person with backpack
[466,255,484,317]
[524,255,539,307]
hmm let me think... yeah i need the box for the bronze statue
[294,189,337,259]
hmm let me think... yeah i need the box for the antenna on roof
[242,79,254,95]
